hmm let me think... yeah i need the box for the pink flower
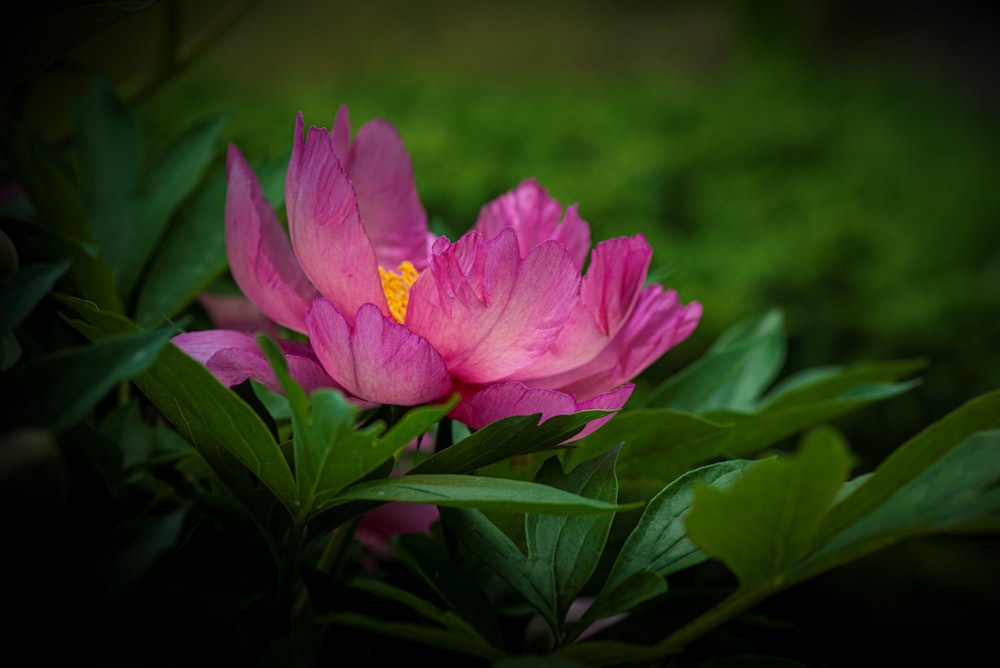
[173,106,702,436]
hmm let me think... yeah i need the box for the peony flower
[173,106,701,437]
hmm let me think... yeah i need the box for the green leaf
[396,531,506,649]
[256,334,454,520]
[409,410,614,476]
[134,156,228,326]
[639,308,785,413]
[438,506,555,630]
[793,429,1000,583]
[576,571,667,628]
[331,474,639,515]
[72,76,145,296]
[56,296,297,514]
[684,434,854,589]
[0,122,121,310]
[0,325,175,431]
[817,387,1000,543]
[0,259,70,338]
[564,409,733,501]
[757,358,926,410]
[525,450,621,634]
[141,112,227,246]
[589,459,757,622]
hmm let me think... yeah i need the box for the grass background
[7,0,1000,663]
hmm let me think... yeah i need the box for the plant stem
[655,584,776,656]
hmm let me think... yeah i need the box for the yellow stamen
[379,260,419,323]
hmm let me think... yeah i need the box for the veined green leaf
[409,409,612,475]
[525,450,621,635]
[564,409,732,501]
[0,325,175,432]
[587,458,757,622]
[56,296,297,513]
[684,434,853,589]
[793,428,1000,584]
[331,473,639,514]
[134,162,227,326]
[639,308,785,413]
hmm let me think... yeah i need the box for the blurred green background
[5,0,999,663]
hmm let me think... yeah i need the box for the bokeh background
[5,0,999,664]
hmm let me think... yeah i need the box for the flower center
[379,260,419,323]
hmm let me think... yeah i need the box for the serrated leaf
[684,435,853,589]
[525,450,621,633]
[409,410,612,476]
[0,325,175,431]
[56,295,297,514]
[639,309,785,413]
[331,474,638,515]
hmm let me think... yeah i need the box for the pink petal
[532,286,703,399]
[406,228,580,384]
[450,381,634,442]
[506,235,652,380]
[346,118,434,270]
[172,330,342,395]
[286,113,388,323]
[225,144,319,333]
[306,300,452,406]
[474,179,591,268]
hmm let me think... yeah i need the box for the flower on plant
[174,106,701,438]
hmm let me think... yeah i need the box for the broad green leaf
[575,571,667,628]
[56,296,297,513]
[684,435,853,589]
[564,409,733,501]
[330,474,639,515]
[757,358,926,410]
[0,122,121,310]
[140,112,227,246]
[409,410,613,475]
[256,334,454,519]
[73,76,145,296]
[792,429,1000,584]
[0,325,175,431]
[438,506,555,630]
[134,160,227,326]
[639,309,785,413]
[589,458,757,622]
[0,259,71,338]
[816,387,1000,543]
[709,378,922,459]
[525,450,621,633]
